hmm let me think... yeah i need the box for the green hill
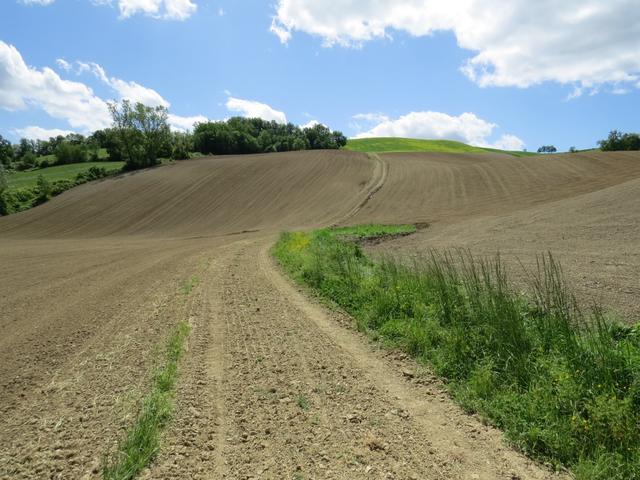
[344,137,535,157]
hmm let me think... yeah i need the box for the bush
[35,174,52,204]
[16,151,37,170]
[54,142,88,165]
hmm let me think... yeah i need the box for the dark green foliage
[108,100,171,170]
[537,145,557,153]
[304,123,347,149]
[35,174,52,204]
[193,117,346,155]
[0,134,13,166]
[273,229,640,479]
[170,132,193,160]
[15,151,37,171]
[54,142,89,165]
[598,130,640,151]
[0,165,118,215]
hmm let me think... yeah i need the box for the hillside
[2,149,640,479]
[345,137,536,156]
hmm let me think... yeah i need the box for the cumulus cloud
[353,110,524,150]
[225,97,287,123]
[78,61,170,107]
[0,41,111,132]
[168,113,208,132]
[271,0,640,92]
[117,0,197,20]
[13,126,75,141]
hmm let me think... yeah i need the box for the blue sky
[1,0,639,151]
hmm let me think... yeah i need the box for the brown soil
[2,148,637,479]
[361,151,640,321]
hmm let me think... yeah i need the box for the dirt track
[1,149,638,478]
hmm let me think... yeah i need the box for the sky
[0,0,639,151]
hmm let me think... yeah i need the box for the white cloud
[13,126,75,141]
[168,113,208,132]
[55,58,71,71]
[218,7,225,16]
[271,0,640,92]
[225,97,287,123]
[300,119,325,129]
[18,0,55,5]
[0,42,111,132]
[352,112,389,123]
[117,0,197,20]
[353,110,524,150]
[491,134,525,151]
[78,61,170,107]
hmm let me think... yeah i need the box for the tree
[171,132,193,160]
[0,135,13,166]
[0,164,9,215]
[598,130,640,151]
[108,100,171,170]
[537,145,557,153]
[569,146,577,153]
[54,142,89,165]
[35,174,51,204]
[0,164,7,194]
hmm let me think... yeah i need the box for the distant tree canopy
[193,117,347,155]
[537,145,557,153]
[598,130,640,151]
[108,100,172,170]
[0,135,13,166]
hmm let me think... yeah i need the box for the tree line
[1,101,348,175]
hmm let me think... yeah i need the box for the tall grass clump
[102,321,190,480]
[273,227,640,479]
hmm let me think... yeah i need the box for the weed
[102,321,190,480]
[180,276,200,295]
[296,393,310,410]
[273,229,640,479]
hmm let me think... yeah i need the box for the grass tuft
[272,229,640,479]
[180,276,200,295]
[102,321,190,480]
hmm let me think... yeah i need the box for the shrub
[35,174,52,204]
[54,142,88,165]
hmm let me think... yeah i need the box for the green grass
[102,321,190,480]
[328,223,416,239]
[7,161,124,191]
[345,137,536,157]
[180,276,200,295]
[273,229,640,479]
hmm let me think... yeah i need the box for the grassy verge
[102,321,190,480]
[345,137,537,157]
[272,226,640,479]
[1,162,125,215]
[7,161,124,191]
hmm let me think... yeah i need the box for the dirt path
[141,235,558,480]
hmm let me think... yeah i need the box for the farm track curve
[1,149,638,478]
